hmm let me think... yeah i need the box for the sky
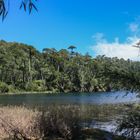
[1,0,140,60]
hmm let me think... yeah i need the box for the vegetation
[0,0,38,20]
[0,105,133,140]
[0,40,140,93]
[117,105,140,139]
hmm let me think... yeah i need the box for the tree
[0,0,38,20]
[68,45,77,55]
[1,40,140,93]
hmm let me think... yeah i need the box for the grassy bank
[0,90,59,95]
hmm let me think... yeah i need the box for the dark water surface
[0,91,139,106]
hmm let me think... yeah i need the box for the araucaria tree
[1,40,140,93]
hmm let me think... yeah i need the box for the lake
[0,91,139,106]
[0,91,139,139]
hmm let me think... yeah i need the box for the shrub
[0,82,9,93]
[0,82,17,94]
[117,109,140,140]
[26,80,46,91]
[38,106,83,140]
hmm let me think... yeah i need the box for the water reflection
[0,91,139,106]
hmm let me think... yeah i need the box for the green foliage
[0,0,38,21]
[0,40,140,93]
[117,107,140,139]
[0,82,16,93]
[26,80,46,92]
[0,82,9,93]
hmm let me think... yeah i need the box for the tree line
[0,40,140,93]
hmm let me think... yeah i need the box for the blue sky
[1,0,140,59]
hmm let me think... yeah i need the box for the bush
[26,80,46,91]
[0,82,9,93]
[38,106,83,140]
[117,109,140,140]
[0,82,17,94]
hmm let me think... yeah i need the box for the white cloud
[91,33,140,61]
[128,17,140,34]
[129,23,139,32]
[92,33,105,42]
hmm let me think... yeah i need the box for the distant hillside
[0,40,140,93]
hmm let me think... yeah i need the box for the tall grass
[0,106,41,139]
[0,106,83,140]
[0,104,136,140]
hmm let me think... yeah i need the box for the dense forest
[0,40,140,93]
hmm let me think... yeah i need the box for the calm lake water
[0,91,139,106]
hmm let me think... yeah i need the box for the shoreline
[0,90,128,96]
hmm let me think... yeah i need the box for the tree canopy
[0,40,140,93]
